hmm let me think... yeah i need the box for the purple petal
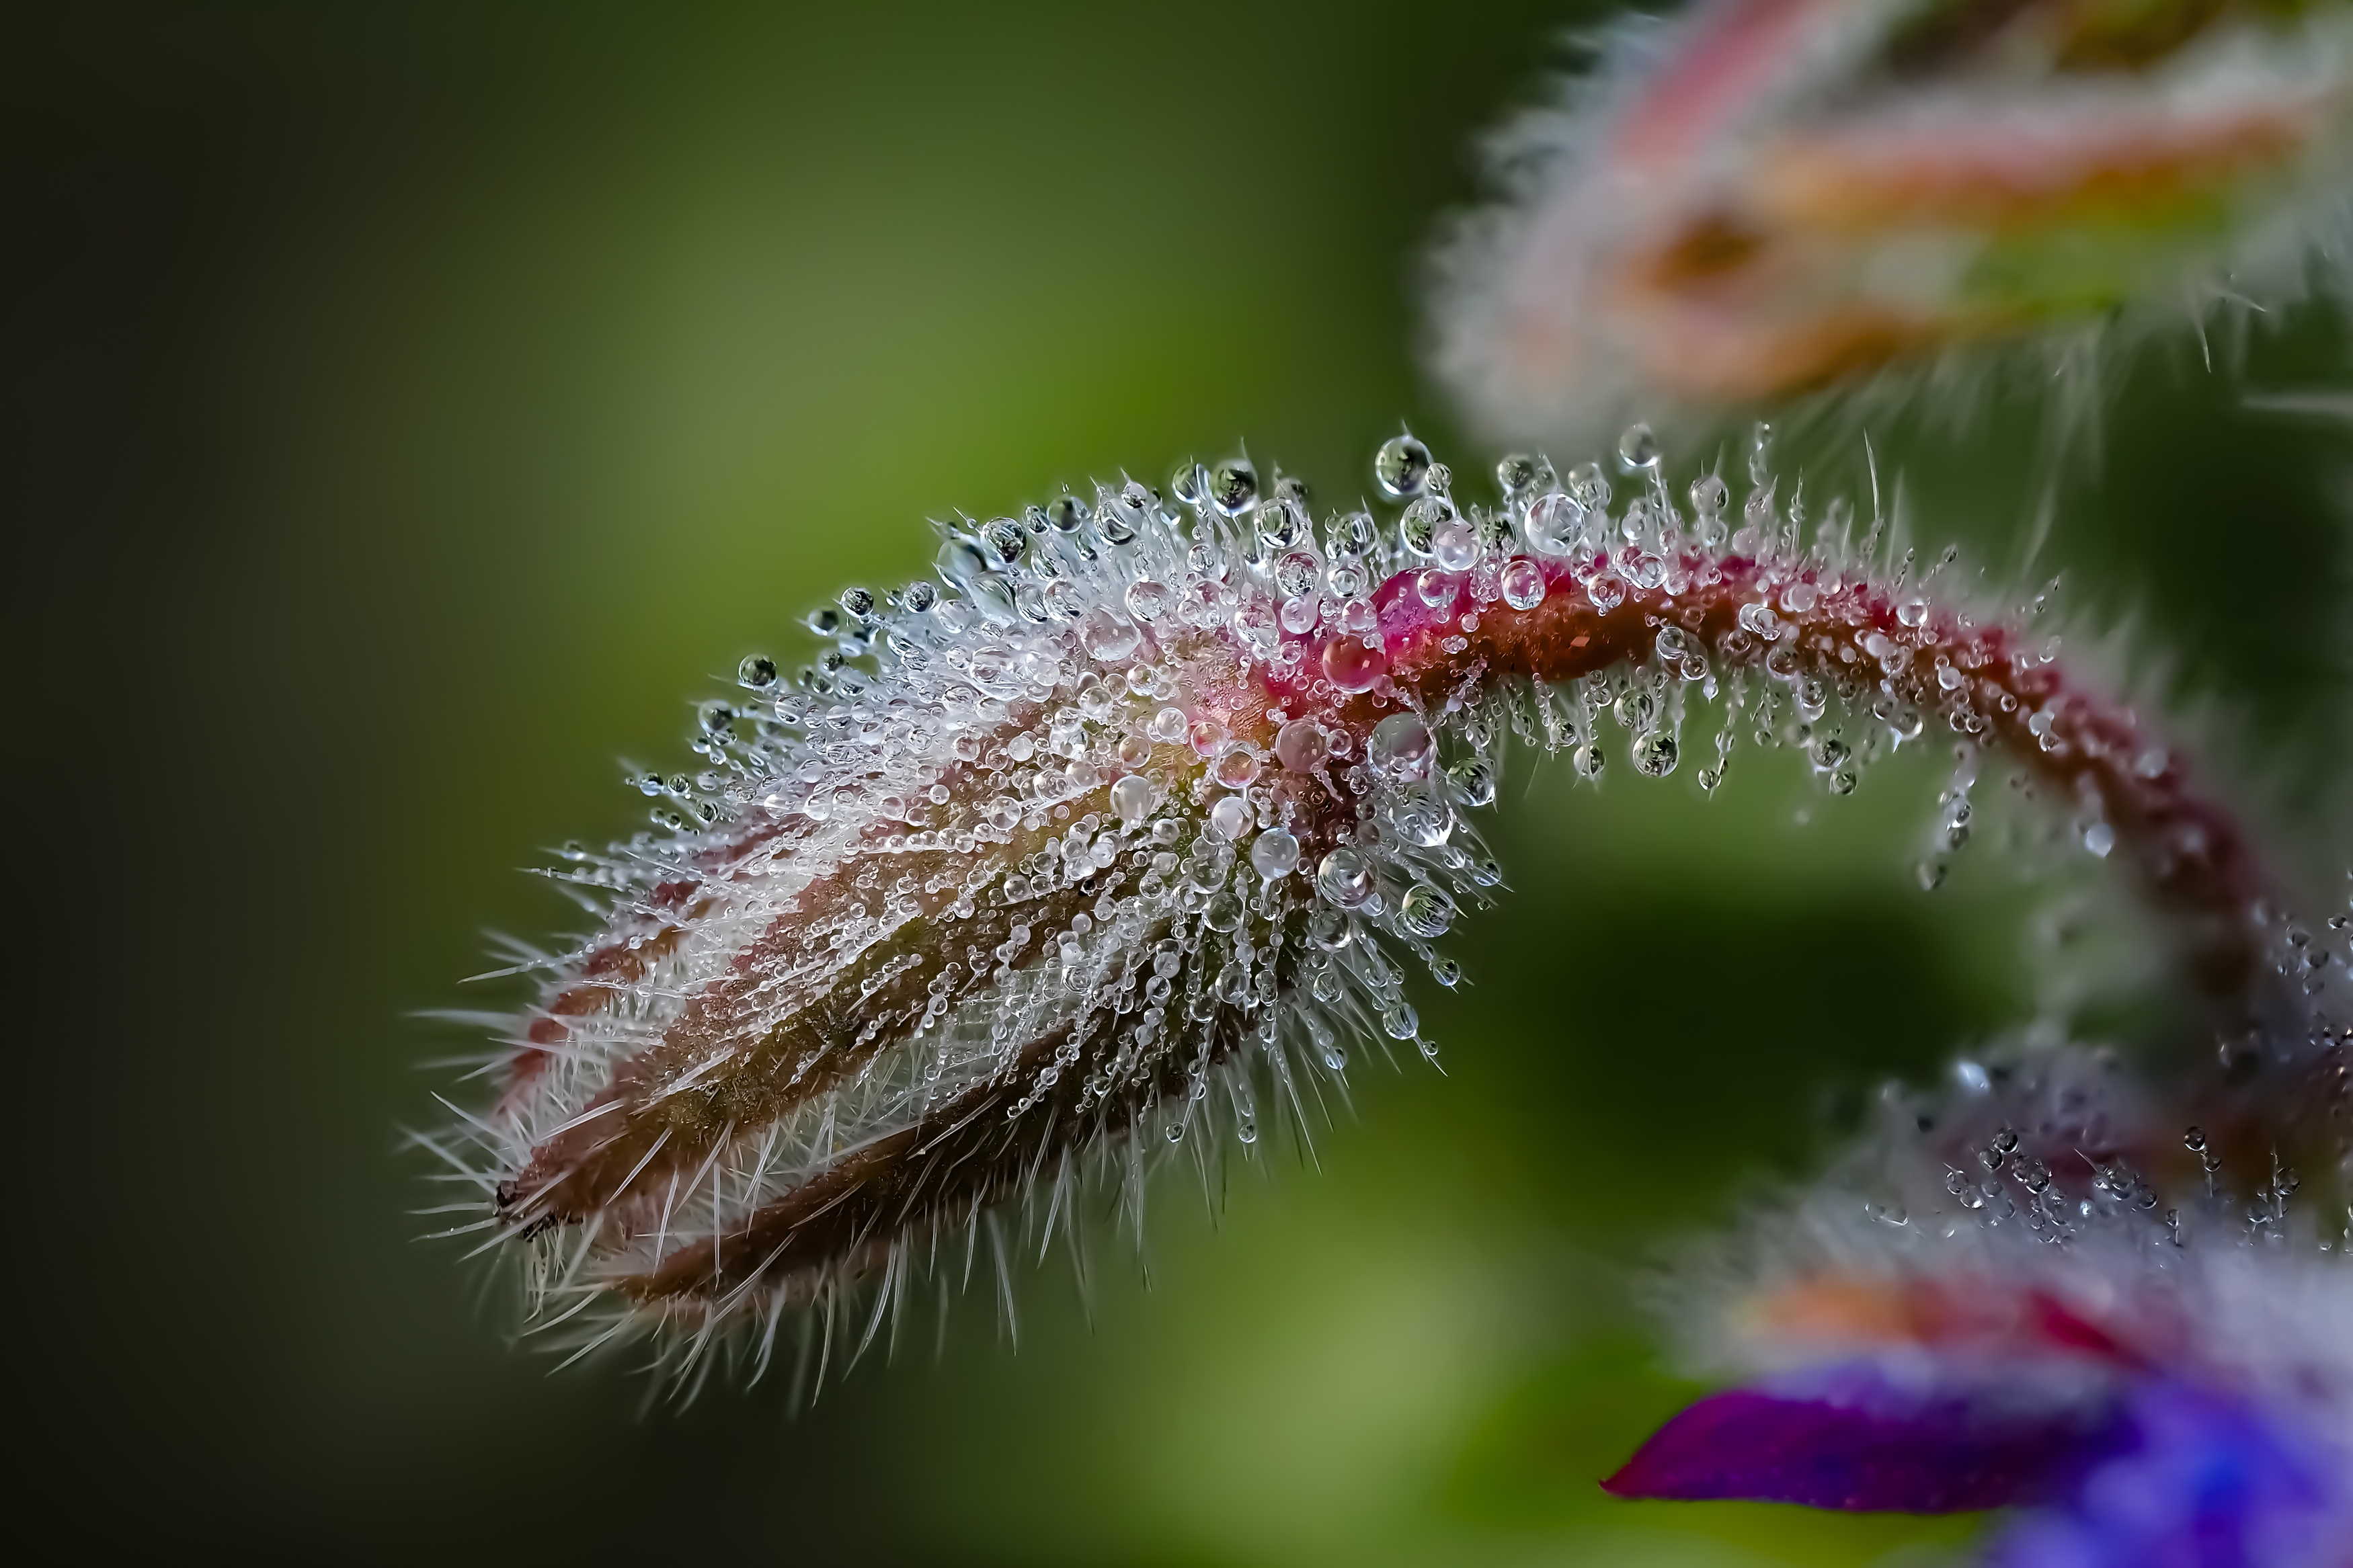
[1605,1376,2122,1513]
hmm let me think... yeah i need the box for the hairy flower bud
[428,429,2322,1386]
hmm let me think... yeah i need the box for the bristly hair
[1427,0,2353,453]
[417,423,2342,1399]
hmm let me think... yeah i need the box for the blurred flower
[1433,0,2353,444]
[1607,1016,2353,1563]
[421,428,2318,1397]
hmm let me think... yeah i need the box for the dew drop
[1125,579,1172,624]
[1399,495,1447,558]
[1398,883,1456,938]
[1250,827,1300,879]
[1275,718,1330,773]
[1499,557,1546,610]
[1382,1003,1419,1040]
[1230,593,1280,652]
[1618,423,1661,470]
[1207,794,1253,841]
[1445,756,1497,807]
[1431,515,1478,572]
[1566,462,1610,509]
[936,536,991,587]
[1388,782,1455,846]
[737,655,778,689]
[1322,636,1386,694]
[968,575,1019,626]
[1369,713,1435,779]
[1634,731,1679,778]
[1375,434,1433,499]
[1523,492,1583,556]
[1209,457,1259,516]
[1214,749,1261,788]
[1111,774,1155,825]
[1317,847,1374,909]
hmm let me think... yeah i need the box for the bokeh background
[13,3,2350,1560]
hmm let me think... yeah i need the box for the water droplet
[968,575,1019,625]
[1165,1120,1186,1145]
[737,655,778,689]
[1204,892,1244,932]
[1209,457,1258,516]
[1375,434,1433,499]
[1445,756,1496,807]
[1617,423,1661,470]
[1214,749,1261,788]
[1634,731,1678,778]
[1585,573,1626,612]
[1207,794,1252,841]
[1322,636,1386,694]
[1149,706,1190,746]
[1383,1003,1420,1040]
[1398,883,1456,938]
[1523,492,1584,556]
[1399,495,1448,557]
[1496,454,1541,495]
[1566,462,1611,509]
[936,536,991,587]
[1256,500,1307,555]
[1250,828,1300,879]
[1431,957,1462,987]
[1124,579,1171,624]
[1389,782,1455,846]
[980,518,1027,564]
[1317,847,1374,909]
[1275,718,1330,773]
[1110,774,1156,825]
[1369,713,1435,779]
[1572,742,1606,780]
[1431,515,1478,572]
[2083,821,2116,858]
[1499,557,1546,610]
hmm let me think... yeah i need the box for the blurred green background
[12,3,2348,1560]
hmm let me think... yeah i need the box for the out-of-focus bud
[1433,0,2353,442]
